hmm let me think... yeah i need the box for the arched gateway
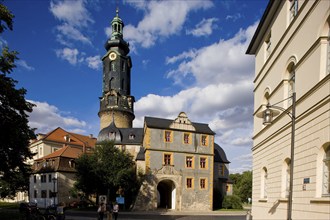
[157,179,176,210]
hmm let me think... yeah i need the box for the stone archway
[157,179,176,210]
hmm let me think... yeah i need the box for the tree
[74,141,142,208]
[0,3,36,198]
[229,171,252,203]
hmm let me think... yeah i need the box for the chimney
[89,134,93,138]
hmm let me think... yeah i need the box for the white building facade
[247,0,329,219]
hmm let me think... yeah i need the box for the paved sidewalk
[65,209,249,220]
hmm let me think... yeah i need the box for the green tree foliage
[0,3,36,198]
[222,195,243,209]
[229,171,252,203]
[74,141,142,208]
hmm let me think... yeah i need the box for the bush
[222,195,243,209]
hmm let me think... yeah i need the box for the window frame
[200,157,207,169]
[183,133,191,144]
[201,135,208,146]
[186,177,194,189]
[200,178,207,190]
[163,153,173,166]
[186,156,194,169]
[164,130,173,143]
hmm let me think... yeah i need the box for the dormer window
[129,134,135,140]
[109,132,115,140]
[64,134,70,142]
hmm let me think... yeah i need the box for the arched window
[261,167,268,199]
[282,158,291,198]
[327,22,330,76]
[284,61,295,108]
[322,146,330,196]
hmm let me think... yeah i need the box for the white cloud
[86,55,101,70]
[186,18,218,37]
[166,22,258,87]
[124,0,214,49]
[56,23,92,45]
[16,60,35,71]
[28,100,87,134]
[55,48,79,65]
[49,0,93,27]
[50,0,94,62]
[226,13,242,22]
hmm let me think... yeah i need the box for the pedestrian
[97,202,106,220]
[106,202,113,220]
[112,202,119,220]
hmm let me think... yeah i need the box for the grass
[0,202,21,219]
[0,201,19,209]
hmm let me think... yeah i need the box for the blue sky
[2,0,268,173]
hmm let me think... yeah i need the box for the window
[129,134,135,140]
[219,163,225,175]
[41,175,46,183]
[34,190,37,198]
[164,131,172,142]
[34,175,36,183]
[323,147,330,195]
[282,159,291,198]
[201,135,208,146]
[265,31,272,59]
[186,156,193,168]
[183,133,190,144]
[186,178,193,189]
[200,178,206,189]
[41,190,47,198]
[226,184,231,192]
[261,167,268,199]
[49,190,52,198]
[69,159,75,168]
[164,154,171,165]
[289,0,298,22]
[49,174,52,182]
[327,29,330,75]
[200,157,207,169]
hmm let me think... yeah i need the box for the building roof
[31,127,97,148]
[33,145,85,173]
[214,143,230,163]
[97,121,143,144]
[35,145,83,161]
[144,116,215,135]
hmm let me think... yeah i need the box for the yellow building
[247,0,329,219]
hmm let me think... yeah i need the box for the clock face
[109,52,117,60]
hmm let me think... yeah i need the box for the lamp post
[256,92,296,220]
[52,177,57,206]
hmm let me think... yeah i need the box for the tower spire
[99,7,135,130]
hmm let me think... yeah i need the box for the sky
[1,0,268,174]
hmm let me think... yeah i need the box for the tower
[98,9,135,130]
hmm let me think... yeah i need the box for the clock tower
[98,9,135,129]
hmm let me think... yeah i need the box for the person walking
[112,202,119,220]
[97,202,106,220]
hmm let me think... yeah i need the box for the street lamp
[256,92,296,220]
[52,177,57,206]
